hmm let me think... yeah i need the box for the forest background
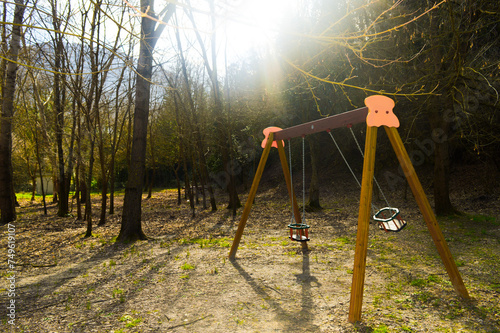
[0,0,499,240]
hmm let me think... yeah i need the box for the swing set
[228,95,469,322]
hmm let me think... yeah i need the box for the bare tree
[119,0,176,242]
[185,0,240,215]
[174,19,216,211]
[109,56,134,215]
[0,0,26,224]
[45,0,73,216]
[95,1,128,226]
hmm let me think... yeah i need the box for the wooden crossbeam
[273,107,368,140]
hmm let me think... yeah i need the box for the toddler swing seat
[288,223,310,242]
[373,207,407,232]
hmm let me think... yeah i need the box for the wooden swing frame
[228,98,469,323]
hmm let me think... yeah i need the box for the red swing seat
[288,223,310,241]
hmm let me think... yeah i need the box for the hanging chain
[288,139,295,224]
[349,127,391,208]
[328,131,362,188]
[302,136,306,223]
[329,130,377,213]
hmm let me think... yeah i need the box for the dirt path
[1,185,499,332]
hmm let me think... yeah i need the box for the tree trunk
[75,106,83,220]
[97,106,109,225]
[75,164,82,220]
[84,138,95,238]
[110,70,133,215]
[0,0,25,224]
[425,11,456,216]
[181,144,195,217]
[430,110,456,216]
[30,176,36,202]
[35,133,47,215]
[51,0,70,218]
[173,163,181,205]
[98,176,107,226]
[147,123,156,199]
[119,2,175,242]
[307,137,321,210]
[192,155,200,205]
[108,160,115,214]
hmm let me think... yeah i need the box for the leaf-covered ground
[1,164,499,332]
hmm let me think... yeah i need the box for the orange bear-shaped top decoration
[365,95,399,128]
[261,127,284,148]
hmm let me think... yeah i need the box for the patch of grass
[151,264,162,272]
[181,263,195,270]
[181,237,232,248]
[373,324,389,333]
[133,278,145,285]
[65,295,72,310]
[427,274,440,283]
[444,300,466,319]
[334,236,352,246]
[416,291,433,303]
[243,241,259,249]
[469,214,497,224]
[409,274,440,288]
[410,278,427,287]
[120,314,142,328]
[130,245,139,255]
[112,288,125,302]
[373,296,383,307]
[386,281,403,294]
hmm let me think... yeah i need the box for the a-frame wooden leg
[349,125,378,323]
[276,140,308,251]
[384,126,469,299]
[229,133,275,260]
